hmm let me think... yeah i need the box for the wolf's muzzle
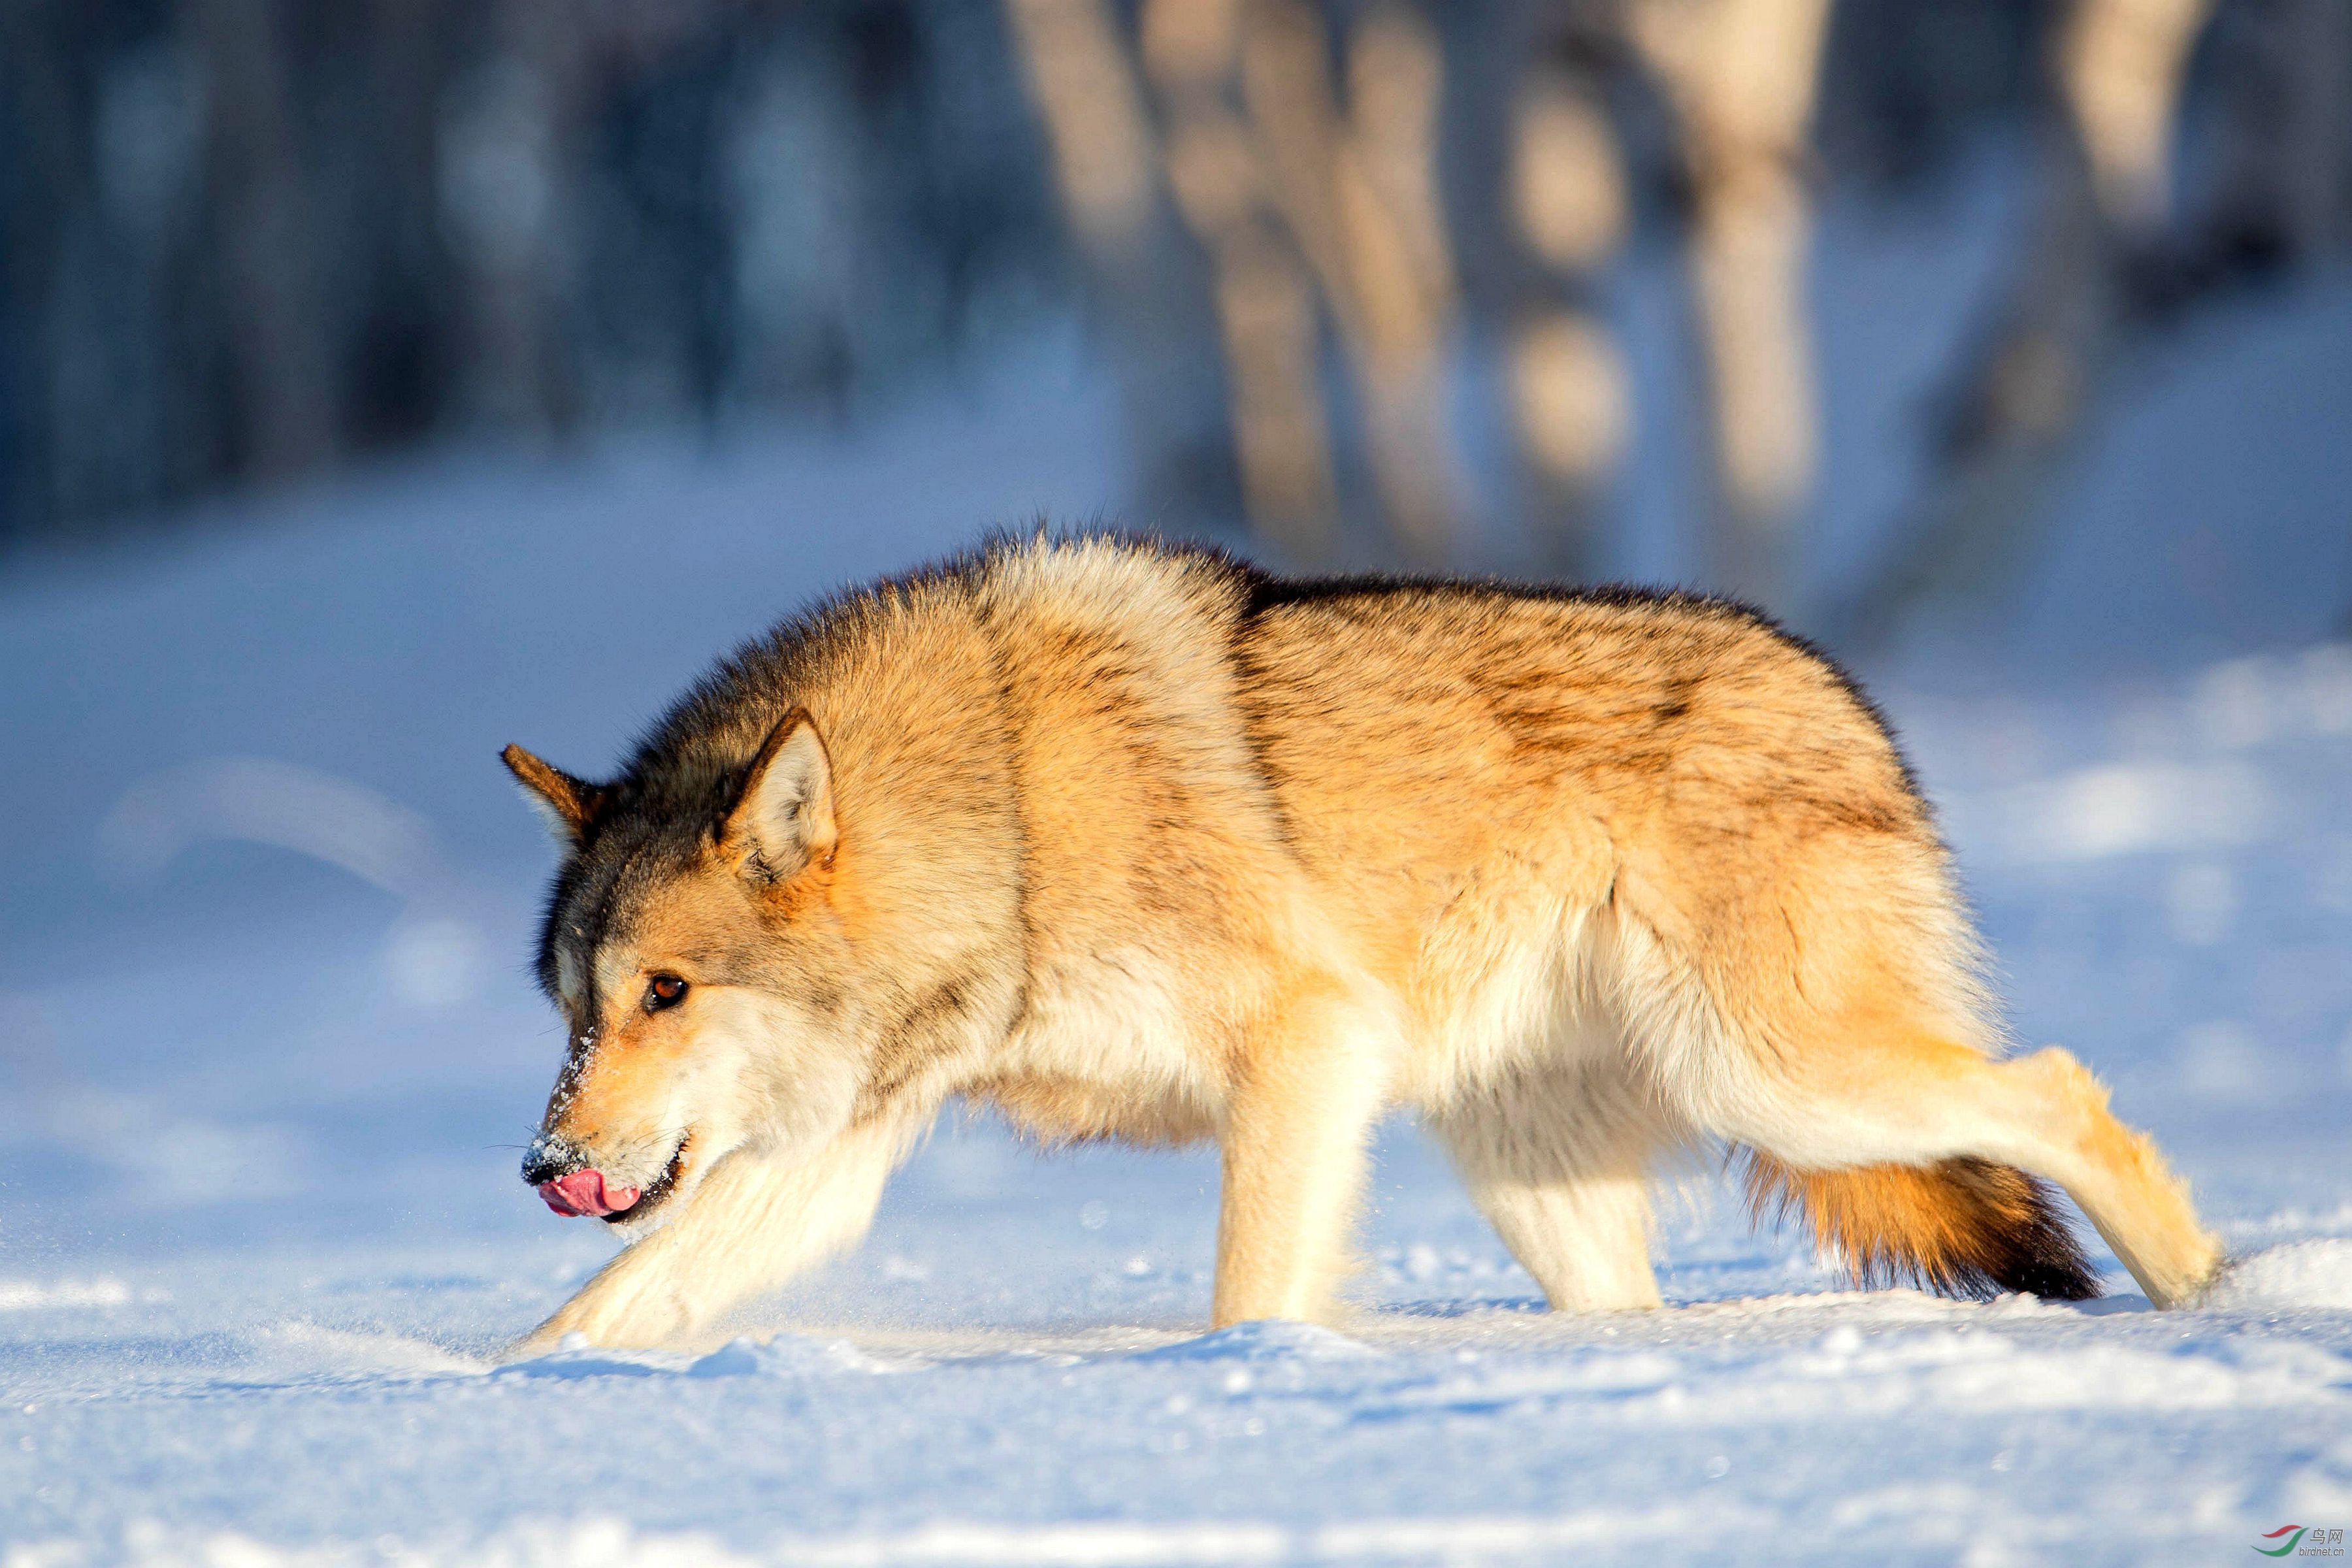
[519,1134,587,1190]
[536,1168,642,1218]
[521,1132,689,1222]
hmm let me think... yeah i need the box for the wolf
[500,534,2220,1352]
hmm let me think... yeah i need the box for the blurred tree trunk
[437,0,584,437]
[2272,0,2351,263]
[1006,0,1245,546]
[2058,0,2214,226]
[1839,0,2217,645]
[1241,0,1465,564]
[2206,0,2351,271]
[1141,0,1340,561]
[187,0,340,479]
[1501,14,1632,580]
[1015,0,1465,567]
[1,3,84,535]
[354,0,457,446]
[1335,3,1466,563]
[1631,0,1833,609]
[2231,0,2352,634]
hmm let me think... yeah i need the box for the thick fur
[500,534,2219,1352]
[1740,1152,2096,1301]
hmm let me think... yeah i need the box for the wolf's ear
[502,744,608,845]
[722,710,837,885]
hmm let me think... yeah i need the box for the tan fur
[1740,1152,2095,1301]
[502,535,2221,1353]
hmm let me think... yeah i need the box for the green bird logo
[2257,1526,2308,1557]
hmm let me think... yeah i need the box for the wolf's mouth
[603,1135,690,1224]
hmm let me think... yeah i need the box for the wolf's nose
[520,1135,586,1189]
[519,1150,568,1188]
[536,1168,641,1218]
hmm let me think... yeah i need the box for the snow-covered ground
[5,280,2352,1564]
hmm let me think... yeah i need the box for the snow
[5,303,2352,1564]
[0,1282,136,1314]
[2207,1243,2352,1314]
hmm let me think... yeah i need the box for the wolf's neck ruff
[497,534,2219,1355]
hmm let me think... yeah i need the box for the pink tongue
[538,1169,642,1218]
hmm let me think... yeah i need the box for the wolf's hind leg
[1722,1024,2221,1307]
[1610,855,2222,1308]
[1211,981,1395,1328]
[1433,1066,1664,1311]
[508,1113,918,1355]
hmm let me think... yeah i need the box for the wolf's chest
[968,947,1230,1144]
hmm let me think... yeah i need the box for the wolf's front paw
[499,1322,581,1363]
[507,1281,691,1357]
[498,1327,594,1364]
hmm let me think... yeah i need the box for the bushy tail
[1740,1151,2099,1301]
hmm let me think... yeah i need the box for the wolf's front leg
[1210,983,1394,1327]
[509,1114,917,1356]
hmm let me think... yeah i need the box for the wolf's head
[503,711,912,1230]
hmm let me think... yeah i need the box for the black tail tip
[1947,1158,2100,1303]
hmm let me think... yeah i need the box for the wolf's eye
[644,974,688,1012]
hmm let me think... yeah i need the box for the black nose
[520,1135,586,1187]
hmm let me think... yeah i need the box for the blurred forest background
[3,0,2347,643]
